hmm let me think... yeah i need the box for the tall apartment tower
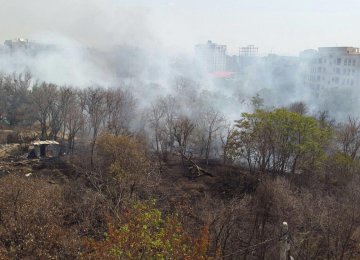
[238,45,259,72]
[195,40,227,72]
[239,45,258,57]
[303,47,360,93]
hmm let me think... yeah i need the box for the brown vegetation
[0,73,359,259]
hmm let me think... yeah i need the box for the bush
[0,175,80,258]
[84,201,210,259]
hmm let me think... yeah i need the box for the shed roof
[33,140,59,145]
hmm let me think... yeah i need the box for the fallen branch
[180,153,215,179]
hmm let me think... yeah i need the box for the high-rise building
[195,40,227,72]
[4,38,30,50]
[238,45,259,72]
[302,47,360,93]
[1,38,50,55]
[226,55,240,72]
[239,45,258,57]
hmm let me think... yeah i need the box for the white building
[195,40,227,72]
[238,45,259,72]
[303,47,360,93]
[4,38,30,50]
[239,45,258,57]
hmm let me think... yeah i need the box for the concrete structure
[28,140,60,158]
[302,47,360,94]
[239,45,259,57]
[263,54,300,88]
[195,40,227,72]
[238,45,259,72]
[226,55,240,72]
[2,38,51,55]
[4,38,31,50]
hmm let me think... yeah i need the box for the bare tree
[0,74,7,121]
[83,87,107,168]
[31,82,58,139]
[105,88,135,136]
[173,116,195,164]
[288,101,308,115]
[48,91,62,140]
[337,116,360,160]
[220,123,234,165]
[58,87,74,140]
[202,108,225,165]
[65,91,84,153]
[2,73,32,126]
[148,99,166,162]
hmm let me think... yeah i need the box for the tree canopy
[228,108,331,174]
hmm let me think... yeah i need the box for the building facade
[238,45,259,72]
[4,38,31,50]
[195,40,227,72]
[303,47,360,93]
[1,38,50,55]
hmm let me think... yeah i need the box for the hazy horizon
[1,0,360,56]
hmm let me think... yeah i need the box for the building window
[337,58,341,65]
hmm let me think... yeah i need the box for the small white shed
[28,140,60,158]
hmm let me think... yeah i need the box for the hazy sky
[0,0,359,55]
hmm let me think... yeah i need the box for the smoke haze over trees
[1,1,360,259]
[0,1,358,121]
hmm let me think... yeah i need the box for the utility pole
[280,222,293,260]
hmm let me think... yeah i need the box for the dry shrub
[0,130,13,144]
[198,177,360,259]
[253,177,360,259]
[92,133,158,212]
[0,175,80,259]
[96,133,151,179]
[62,182,111,239]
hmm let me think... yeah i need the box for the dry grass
[0,130,14,144]
[0,143,20,158]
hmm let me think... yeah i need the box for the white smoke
[0,0,357,123]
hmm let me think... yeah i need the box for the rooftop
[318,47,360,55]
[32,140,59,146]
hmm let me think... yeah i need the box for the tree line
[0,72,360,258]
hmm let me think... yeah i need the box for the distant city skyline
[1,0,360,56]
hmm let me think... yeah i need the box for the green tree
[84,201,209,259]
[228,108,331,174]
[251,93,264,111]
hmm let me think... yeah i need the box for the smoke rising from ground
[0,0,358,123]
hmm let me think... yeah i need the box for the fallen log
[180,153,215,179]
